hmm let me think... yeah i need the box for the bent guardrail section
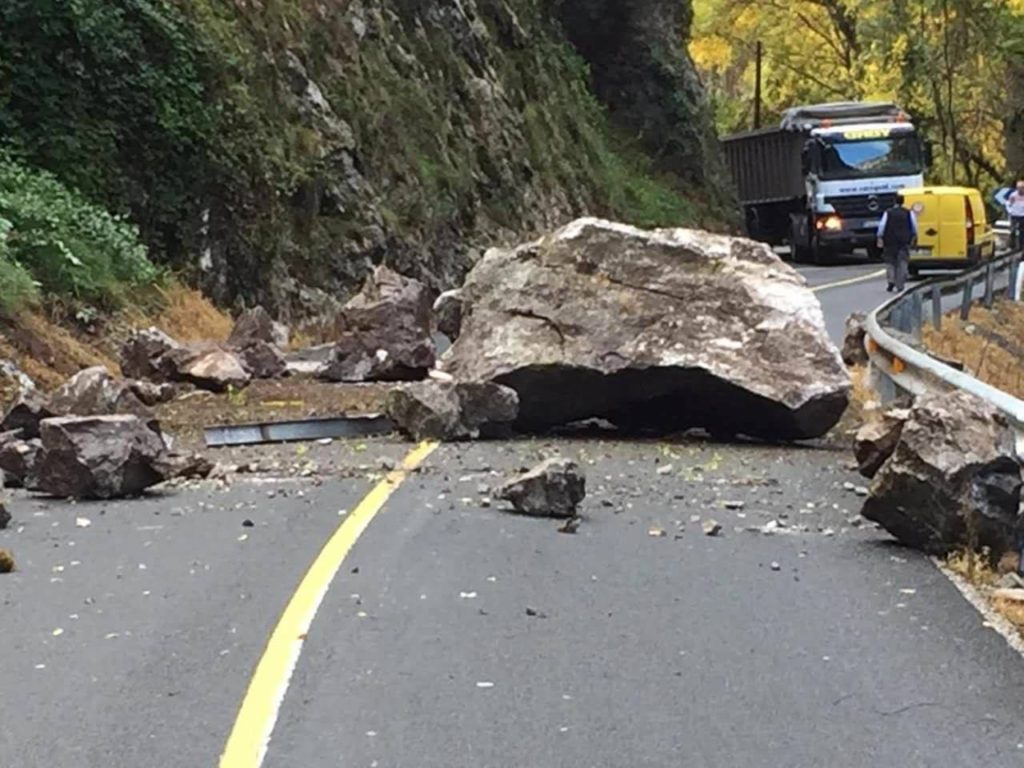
[864,250,1024,456]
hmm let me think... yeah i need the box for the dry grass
[151,283,232,342]
[947,548,1024,634]
[923,300,1024,400]
[0,280,233,399]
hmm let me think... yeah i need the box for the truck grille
[825,193,897,220]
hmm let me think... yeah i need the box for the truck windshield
[819,135,921,179]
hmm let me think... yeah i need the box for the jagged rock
[0,434,42,488]
[860,391,1023,556]
[842,313,869,366]
[163,345,251,392]
[433,288,464,340]
[128,380,178,407]
[0,388,56,439]
[0,501,9,529]
[0,359,37,395]
[496,458,586,518]
[385,381,518,440]
[442,218,850,439]
[165,451,216,480]
[322,266,435,382]
[120,327,182,381]
[29,415,169,499]
[228,306,279,347]
[50,366,151,418]
[854,408,909,479]
[238,340,288,379]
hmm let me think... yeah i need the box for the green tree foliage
[692,0,1024,187]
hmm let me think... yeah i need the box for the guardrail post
[984,262,995,308]
[910,292,923,342]
[960,278,973,321]
[930,285,942,329]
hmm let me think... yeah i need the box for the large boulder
[860,391,1023,556]
[385,381,518,441]
[29,415,170,499]
[120,327,182,381]
[238,341,288,379]
[442,218,850,439]
[50,366,151,418]
[228,306,277,347]
[433,288,464,341]
[842,313,869,366]
[162,345,251,392]
[0,432,41,487]
[322,266,436,382]
[0,387,55,439]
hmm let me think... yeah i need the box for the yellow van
[900,186,996,274]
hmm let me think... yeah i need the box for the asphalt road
[4,259,1024,767]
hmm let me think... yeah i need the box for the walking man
[876,193,917,292]
[1005,179,1024,251]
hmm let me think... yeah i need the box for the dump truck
[722,102,928,264]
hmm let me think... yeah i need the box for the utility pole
[754,40,763,130]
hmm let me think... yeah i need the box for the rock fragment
[0,548,13,573]
[50,366,151,418]
[0,434,42,487]
[496,458,585,518]
[120,327,182,381]
[854,408,909,479]
[433,288,464,340]
[29,415,170,499]
[1,388,55,439]
[238,341,288,380]
[385,381,518,441]
[322,266,436,382]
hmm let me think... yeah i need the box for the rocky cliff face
[0,0,731,317]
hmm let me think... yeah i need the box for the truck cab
[722,102,928,264]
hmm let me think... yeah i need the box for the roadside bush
[0,154,160,312]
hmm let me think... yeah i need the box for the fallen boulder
[239,341,288,379]
[128,380,178,407]
[442,219,850,440]
[50,366,151,418]
[120,327,182,381]
[385,381,518,441]
[322,266,435,382]
[860,391,1023,556]
[164,451,216,480]
[496,458,586,518]
[854,407,909,479]
[30,415,169,499]
[842,313,869,366]
[433,288,464,340]
[0,387,55,439]
[163,345,251,392]
[0,435,42,488]
[228,306,277,347]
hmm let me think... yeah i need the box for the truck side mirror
[801,141,813,175]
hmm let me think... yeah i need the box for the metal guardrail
[864,249,1024,455]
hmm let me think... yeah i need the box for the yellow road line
[219,440,440,768]
[811,269,886,293]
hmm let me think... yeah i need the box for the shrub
[0,154,160,311]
